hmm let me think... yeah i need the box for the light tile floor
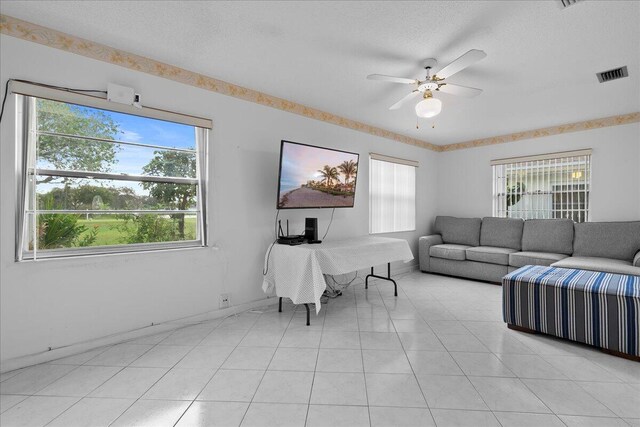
[1,271,639,426]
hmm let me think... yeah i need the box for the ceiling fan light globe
[415,97,442,118]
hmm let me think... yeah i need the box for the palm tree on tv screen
[317,167,330,186]
[318,165,339,187]
[338,160,357,186]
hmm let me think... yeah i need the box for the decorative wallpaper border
[0,14,437,151]
[1,14,638,153]
[443,112,640,152]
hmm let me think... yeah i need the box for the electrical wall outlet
[219,293,230,309]
[132,93,142,109]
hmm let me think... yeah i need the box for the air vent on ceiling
[559,0,582,8]
[597,66,629,83]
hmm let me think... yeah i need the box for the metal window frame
[36,130,197,153]
[15,93,210,261]
[491,152,591,222]
[9,80,212,129]
[490,149,592,166]
[31,168,199,185]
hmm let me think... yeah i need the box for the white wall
[2,34,638,366]
[436,123,640,222]
[0,36,439,363]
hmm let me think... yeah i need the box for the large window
[369,153,417,234]
[15,83,210,260]
[492,150,591,222]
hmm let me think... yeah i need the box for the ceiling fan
[367,49,487,118]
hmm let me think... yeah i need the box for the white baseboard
[394,261,419,275]
[0,297,278,374]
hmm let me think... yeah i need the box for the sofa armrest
[419,234,443,272]
[634,250,640,268]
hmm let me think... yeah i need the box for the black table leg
[365,267,374,289]
[304,303,310,326]
[278,297,311,326]
[365,263,398,297]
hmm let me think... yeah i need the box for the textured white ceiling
[1,0,638,145]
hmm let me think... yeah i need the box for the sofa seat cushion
[466,246,518,266]
[509,251,568,268]
[429,244,472,261]
[551,256,640,276]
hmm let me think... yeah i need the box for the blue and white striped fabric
[503,265,640,357]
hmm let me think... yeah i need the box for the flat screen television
[277,140,359,209]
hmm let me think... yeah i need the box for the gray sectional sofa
[419,216,640,282]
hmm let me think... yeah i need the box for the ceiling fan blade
[435,49,487,79]
[389,91,421,110]
[438,83,483,97]
[367,74,418,84]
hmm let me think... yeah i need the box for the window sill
[17,241,211,262]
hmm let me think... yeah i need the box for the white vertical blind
[369,157,416,233]
[492,150,592,222]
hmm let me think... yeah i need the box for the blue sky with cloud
[110,110,196,175]
[37,104,197,196]
[108,111,197,193]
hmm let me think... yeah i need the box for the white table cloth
[262,236,414,313]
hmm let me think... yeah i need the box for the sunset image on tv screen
[278,142,359,209]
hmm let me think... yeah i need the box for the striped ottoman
[503,265,639,361]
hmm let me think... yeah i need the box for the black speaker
[305,217,319,242]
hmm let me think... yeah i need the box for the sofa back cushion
[573,221,640,261]
[480,217,524,250]
[522,219,574,255]
[434,216,482,247]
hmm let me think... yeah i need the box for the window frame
[13,82,211,261]
[368,153,417,234]
[491,149,592,222]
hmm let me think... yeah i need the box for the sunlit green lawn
[77,216,197,246]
